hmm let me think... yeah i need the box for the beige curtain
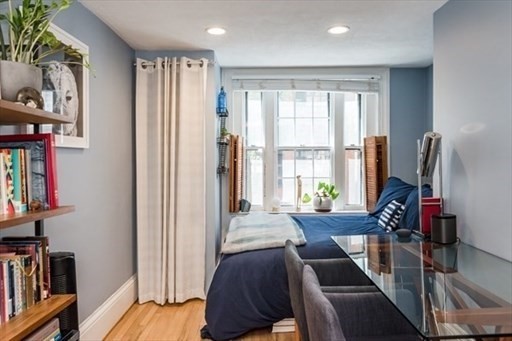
[136,57,207,304]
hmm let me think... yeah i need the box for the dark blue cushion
[378,200,405,232]
[398,184,433,229]
[369,177,415,218]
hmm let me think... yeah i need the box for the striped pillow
[378,200,405,232]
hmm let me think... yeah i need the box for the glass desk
[332,234,512,340]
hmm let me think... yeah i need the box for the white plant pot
[313,196,333,212]
[0,60,43,102]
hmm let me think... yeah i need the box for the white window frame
[223,67,390,212]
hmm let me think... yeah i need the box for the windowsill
[231,209,368,216]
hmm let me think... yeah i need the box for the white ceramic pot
[313,196,333,212]
[0,60,43,101]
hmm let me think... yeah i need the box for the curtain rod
[133,59,214,68]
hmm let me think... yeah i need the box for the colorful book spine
[11,148,28,213]
[0,151,7,214]
[0,133,58,209]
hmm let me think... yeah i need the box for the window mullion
[263,92,275,211]
[334,93,345,209]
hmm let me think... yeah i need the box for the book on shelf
[0,240,43,303]
[25,317,61,341]
[3,236,51,299]
[0,133,58,210]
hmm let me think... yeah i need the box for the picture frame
[25,24,90,148]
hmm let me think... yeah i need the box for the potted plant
[0,0,87,101]
[302,181,340,212]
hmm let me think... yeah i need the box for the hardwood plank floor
[105,299,295,341]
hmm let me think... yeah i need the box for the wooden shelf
[0,206,75,230]
[0,99,74,125]
[0,294,76,341]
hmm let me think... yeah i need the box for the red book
[0,134,58,209]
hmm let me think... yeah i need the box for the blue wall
[389,67,432,184]
[0,2,136,326]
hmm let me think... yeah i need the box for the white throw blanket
[222,213,306,254]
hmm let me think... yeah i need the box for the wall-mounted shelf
[0,294,76,341]
[0,205,75,230]
[0,99,74,125]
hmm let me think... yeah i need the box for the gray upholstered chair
[302,265,419,341]
[284,240,377,341]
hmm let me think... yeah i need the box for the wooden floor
[105,299,295,341]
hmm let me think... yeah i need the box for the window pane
[314,150,331,178]
[313,92,329,117]
[279,178,295,206]
[295,92,313,117]
[278,150,295,178]
[344,148,362,205]
[301,177,314,207]
[296,150,313,178]
[245,149,264,206]
[278,118,295,146]
[296,119,313,146]
[312,118,330,146]
[246,91,264,146]
[278,91,294,117]
[344,93,360,146]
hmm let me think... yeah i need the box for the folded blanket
[222,213,306,254]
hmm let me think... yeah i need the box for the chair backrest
[302,265,346,341]
[284,240,310,341]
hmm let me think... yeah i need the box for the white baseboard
[79,274,137,340]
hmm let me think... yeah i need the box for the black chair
[284,240,377,341]
[302,265,419,341]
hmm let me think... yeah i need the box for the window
[241,90,376,211]
[226,67,388,212]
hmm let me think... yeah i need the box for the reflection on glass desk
[331,234,512,340]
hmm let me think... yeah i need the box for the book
[0,241,40,307]
[25,317,60,341]
[0,134,58,209]
[11,148,28,212]
[1,149,15,214]
[0,241,42,302]
[0,151,7,214]
[0,142,48,210]
[3,236,51,299]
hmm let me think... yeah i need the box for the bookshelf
[0,101,76,340]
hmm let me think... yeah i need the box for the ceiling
[79,0,448,68]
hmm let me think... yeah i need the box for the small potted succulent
[0,0,88,101]
[302,181,340,212]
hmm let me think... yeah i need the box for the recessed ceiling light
[328,25,350,35]
[206,27,226,35]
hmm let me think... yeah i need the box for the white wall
[434,0,512,260]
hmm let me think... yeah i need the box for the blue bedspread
[204,214,384,340]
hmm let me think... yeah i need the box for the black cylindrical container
[431,214,457,244]
[50,252,80,339]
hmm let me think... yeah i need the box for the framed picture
[26,24,90,148]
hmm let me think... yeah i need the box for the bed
[203,177,432,340]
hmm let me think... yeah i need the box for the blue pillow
[398,184,433,229]
[369,177,415,217]
[378,200,405,232]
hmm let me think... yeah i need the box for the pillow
[378,200,405,232]
[369,177,415,218]
[398,184,433,229]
